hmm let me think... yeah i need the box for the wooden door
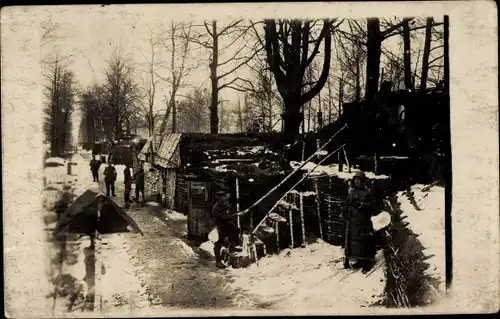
[187,181,211,240]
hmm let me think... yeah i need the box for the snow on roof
[138,133,182,168]
[290,161,389,180]
[397,184,445,292]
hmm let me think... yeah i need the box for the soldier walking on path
[89,155,101,182]
[124,164,133,207]
[134,165,145,204]
[104,162,117,197]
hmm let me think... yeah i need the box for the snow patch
[200,241,215,257]
[290,161,389,180]
[397,184,445,292]
[172,238,197,258]
[289,190,316,197]
[372,211,391,231]
[228,239,386,310]
[165,210,187,221]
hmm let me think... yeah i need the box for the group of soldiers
[210,170,377,273]
[89,155,145,206]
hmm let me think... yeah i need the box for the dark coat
[211,198,238,242]
[104,166,117,183]
[124,167,132,187]
[89,159,100,171]
[135,168,145,189]
[343,185,376,259]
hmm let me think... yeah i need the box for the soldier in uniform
[211,188,239,268]
[89,155,101,182]
[342,171,377,273]
[124,163,133,206]
[103,162,117,197]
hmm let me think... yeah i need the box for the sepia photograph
[2,2,498,317]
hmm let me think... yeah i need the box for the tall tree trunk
[444,16,449,94]
[403,18,413,90]
[327,78,332,123]
[355,59,361,101]
[210,21,219,134]
[171,95,177,133]
[338,77,344,116]
[365,18,382,102]
[420,17,434,91]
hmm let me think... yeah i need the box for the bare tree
[43,57,78,156]
[262,19,341,135]
[155,21,197,137]
[402,18,413,90]
[138,27,160,142]
[176,88,210,133]
[79,84,107,147]
[101,50,141,141]
[188,20,262,133]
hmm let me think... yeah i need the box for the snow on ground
[397,184,445,293]
[172,238,198,258]
[228,239,386,313]
[165,210,188,221]
[290,161,389,180]
[200,241,215,257]
[47,153,150,315]
[99,233,150,313]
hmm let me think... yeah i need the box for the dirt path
[89,156,256,310]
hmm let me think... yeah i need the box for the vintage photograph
[2,3,498,317]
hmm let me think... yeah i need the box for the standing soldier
[211,188,239,268]
[124,163,133,207]
[342,171,377,273]
[89,155,101,182]
[134,165,145,204]
[103,162,117,197]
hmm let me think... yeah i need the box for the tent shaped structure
[57,189,143,236]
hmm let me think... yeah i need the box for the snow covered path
[227,241,387,314]
[78,153,257,312]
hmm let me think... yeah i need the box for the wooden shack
[138,133,182,209]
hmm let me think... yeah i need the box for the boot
[361,259,373,274]
[343,257,350,269]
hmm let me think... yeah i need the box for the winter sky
[35,3,450,139]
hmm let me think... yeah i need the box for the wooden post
[275,219,280,253]
[289,208,294,249]
[299,194,306,247]
[250,210,254,229]
[235,178,241,230]
[314,179,323,240]
[301,139,306,161]
[342,146,351,173]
